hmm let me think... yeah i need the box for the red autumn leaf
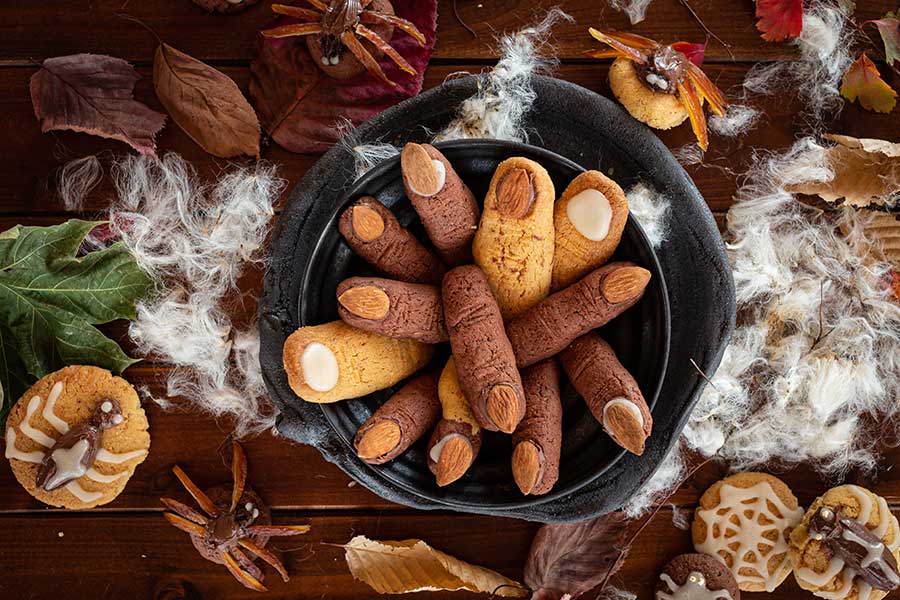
[524,512,630,600]
[755,0,803,42]
[249,0,438,154]
[866,17,900,68]
[672,40,708,66]
[30,53,167,156]
[841,52,898,113]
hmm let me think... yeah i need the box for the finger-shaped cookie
[339,197,446,285]
[506,261,651,368]
[511,359,562,496]
[560,332,652,455]
[473,157,555,319]
[283,320,434,403]
[427,358,482,486]
[354,371,441,464]
[442,265,526,433]
[337,277,448,343]
[400,143,479,266]
[552,170,629,290]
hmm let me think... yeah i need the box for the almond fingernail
[434,435,473,486]
[602,398,647,455]
[338,286,391,320]
[351,205,385,241]
[356,419,402,459]
[600,266,651,303]
[486,384,522,433]
[401,143,445,197]
[496,168,535,218]
[512,441,543,495]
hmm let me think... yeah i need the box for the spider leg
[239,538,291,582]
[247,525,311,536]
[172,465,220,517]
[160,497,209,525]
[270,4,321,20]
[301,0,328,10]
[230,547,264,580]
[588,28,654,63]
[356,24,416,75]
[584,49,628,60]
[230,442,248,513]
[261,23,324,39]
[590,28,659,50]
[163,512,207,537]
[340,30,398,88]
[360,11,426,45]
[685,62,728,117]
[222,551,268,592]
[677,79,709,151]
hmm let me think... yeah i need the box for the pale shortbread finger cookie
[790,485,900,600]
[4,366,150,509]
[609,57,691,130]
[692,472,804,593]
[552,170,630,290]
[283,320,434,403]
[472,157,555,320]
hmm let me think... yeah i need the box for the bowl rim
[302,138,672,509]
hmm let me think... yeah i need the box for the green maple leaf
[0,220,152,424]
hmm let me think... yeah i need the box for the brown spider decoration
[161,443,310,592]
[587,28,728,151]
[261,0,426,89]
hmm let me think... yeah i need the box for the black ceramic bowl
[294,140,670,508]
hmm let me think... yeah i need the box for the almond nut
[401,143,443,196]
[512,440,543,495]
[603,401,647,455]
[496,168,535,218]
[434,435,473,486]
[338,286,391,320]
[356,419,402,459]
[600,266,651,303]
[351,205,385,242]
[486,384,522,433]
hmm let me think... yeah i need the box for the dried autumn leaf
[250,0,437,154]
[841,53,897,113]
[867,17,900,67]
[524,512,630,600]
[30,53,166,156]
[154,43,260,158]
[671,40,707,67]
[343,535,528,597]
[755,0,803,42]
[786,134,900,207]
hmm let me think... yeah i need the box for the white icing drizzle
[85,468,128,484]
[21,395,55,448]
[96,448,147,464]
[42,382,69,435]
[64,480,102,503]
[657,572,733,600]
[4,428,44,463]
[43,439,90,490]
[695,481,804,592]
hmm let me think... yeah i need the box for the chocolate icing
[512,360,562,495]
[506,261,649,368]
[442,265,526,432]
[809,506,900,591]
[338,197,446,285]
[36,398,123,491]
[636,46,688,95]
[337,276,448,343]
[354,371,442,464]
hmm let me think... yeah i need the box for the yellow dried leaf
[343,535,528,597]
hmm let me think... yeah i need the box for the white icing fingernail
[301,342,339,392]
[602,397,643,432]
[567,188,613,241]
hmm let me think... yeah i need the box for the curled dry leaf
[30,53,166,156]
[524,512,630,600]
[841,52,898,114]
[671,40,707,67]
[154,43,261,158]
[867,17,900,68]
[249,0,437,154]
[343,535,528,597]
[755,0,803,43]
[786,134,900,207]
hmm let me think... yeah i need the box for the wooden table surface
[2,1,899,599]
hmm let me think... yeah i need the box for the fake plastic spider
[261,0,426,88]
[587,28,728,150]
[161,443,310,592]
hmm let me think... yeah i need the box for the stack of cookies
[282,143,649,495]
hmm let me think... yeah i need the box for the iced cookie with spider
[587,29,727,150]
[162,442,311,592]
[261,0,426,87]
[4,366,150,509]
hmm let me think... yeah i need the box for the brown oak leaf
[154,43,261,158]
[30,53,167,156]
[524,512,630,600]
[249,0,437,154]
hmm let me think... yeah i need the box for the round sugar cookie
[608,57,691,131]
[655,553,740,600]
[192,0,260,13]
[692,472,804,592]
[789,485,900,600]
[4,366,150,509]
